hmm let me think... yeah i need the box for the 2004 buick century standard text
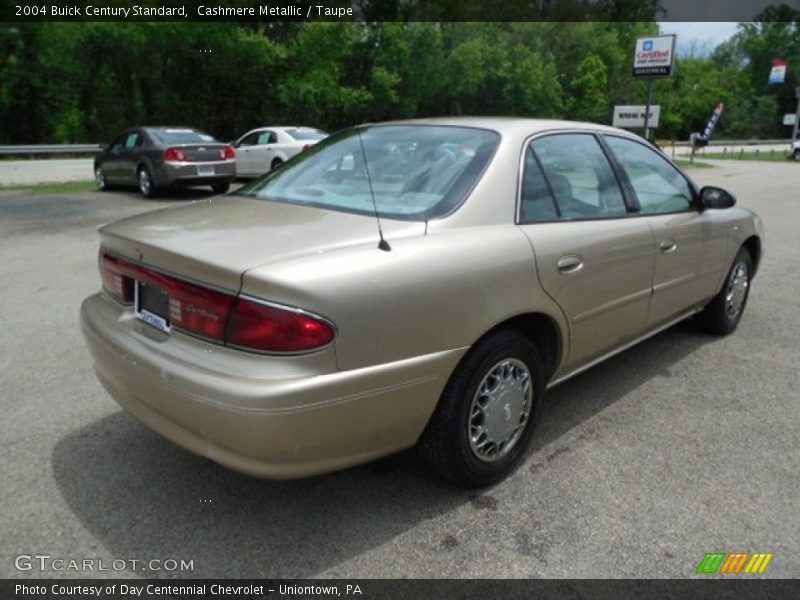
[80,118,763,487]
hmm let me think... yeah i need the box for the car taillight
[222,145,235,160]
[148,272,235,341]
[163,147,185,161]
[302,144,311,151]
[98,250,334,351]
[227,298,335,352]
[99,252,135,304]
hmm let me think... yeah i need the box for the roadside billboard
[633,35,676,77]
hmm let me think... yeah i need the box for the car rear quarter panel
[240,225,568,373]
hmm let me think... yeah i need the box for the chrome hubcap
[468,358,532,462]
[139,171,150,194]
[725,261,749,320]
[95,167,105,189]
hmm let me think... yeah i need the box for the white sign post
[632,34,676,140]
[613,105,661,128]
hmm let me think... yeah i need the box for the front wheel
[793,148,800,161]
[695,247,753,335]
[94,166,109,191]
[419,329,545,488]
[211,182,230,194]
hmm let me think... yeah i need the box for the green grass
[674,159,715,169]
[0,180,96,194]
[693,150,794,162]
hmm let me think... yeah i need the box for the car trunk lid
[98,195,425,293]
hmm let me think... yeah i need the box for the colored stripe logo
[697,552,773,574]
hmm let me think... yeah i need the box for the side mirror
[699,186,736,210]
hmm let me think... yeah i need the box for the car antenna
[357,128,391,252]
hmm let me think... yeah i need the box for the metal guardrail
[668,138,790,147]
[0,144,103,155]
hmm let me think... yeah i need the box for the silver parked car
[232,126,327,177]
[94,127,236,197]
[81,118,763,487]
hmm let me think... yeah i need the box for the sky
[658,22,742,56]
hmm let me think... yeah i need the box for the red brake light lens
[227,299,335,352]
[223,145,235,160]
[99,252,134,304]
[163,147,185,161]
[143,270,234,341]
[98,251,334,351]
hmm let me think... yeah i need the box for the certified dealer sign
[633,35,676,77]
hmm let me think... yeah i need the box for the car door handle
[556,255,583,275]
[659,239,677,254]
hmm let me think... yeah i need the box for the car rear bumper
[80,293,464,478]
[155,160,236,187]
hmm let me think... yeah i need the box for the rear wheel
[695,247,753,335]
[211,182,230,194]
[271,157,284,171]
[137,166,157,198]
[793,149,800,161]
[419,329,545,488]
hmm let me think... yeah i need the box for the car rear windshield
[234,125,499,220]
[148,128,218,144]
[285,128,327,141]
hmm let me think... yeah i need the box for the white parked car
[232,126,328,177]
[792,139,799,161]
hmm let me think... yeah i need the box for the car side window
[604,136,694,214]
[238,132,260,147]
[109,134,127,152]
[258,131,277,145]
[520,147,559,222]
[523,133,627,221]
[124,132,141,148]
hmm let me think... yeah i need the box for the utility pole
[792,86,800,149]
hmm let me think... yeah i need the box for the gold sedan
[80,118,763,487]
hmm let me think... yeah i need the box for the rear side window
[521,133,627,222]
[604,136,693,214]
[257,131,277,144]
[124,132,141,148]
[520,148,558,222]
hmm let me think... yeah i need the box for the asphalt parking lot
[1,161,798,579]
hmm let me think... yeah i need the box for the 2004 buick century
[81,118,763,487]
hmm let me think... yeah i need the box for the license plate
[197,165,215,176]
[135,281,171,333]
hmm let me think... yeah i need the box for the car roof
[363,116,626,136]
[248,126,321,132]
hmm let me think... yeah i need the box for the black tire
[419,329,545,488]
[793,149,800,161]
[695,247,753,335]
[94,165,110,191]
[211,182,230,194]
[137,166,158,198]
[271,158,284,171]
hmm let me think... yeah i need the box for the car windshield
[149,128,217,144]
[285,128,327,141]
[235,125,499,220]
